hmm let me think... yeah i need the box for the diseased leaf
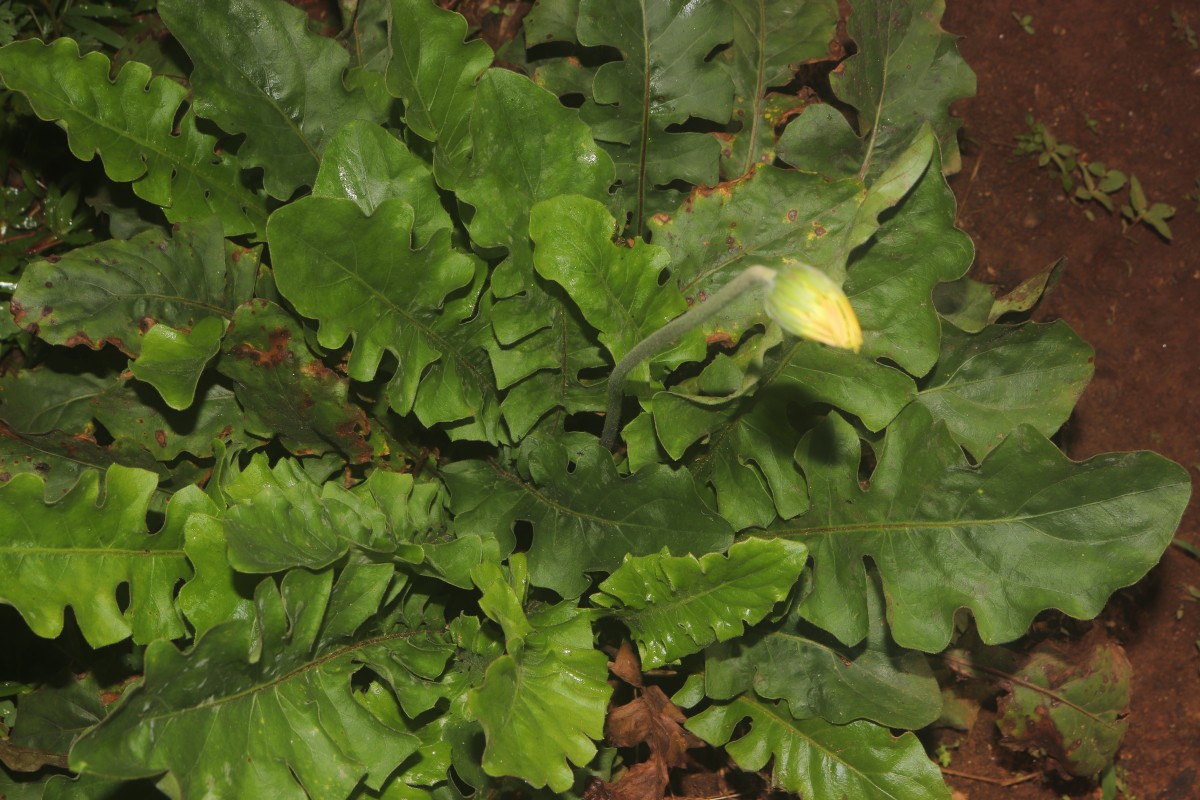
[828,0,975,180]
[219,300,372,461]
[778,407,1190,651]
[0,39,267,237]
[687,694,951,799]
[129,316,226,411]
[0,465,187,647]
[916,321,1094,458]
[444,440,734,597]
[0,368,114,435]
[12,218,249,357]
[91,378,244,461]
[159,0,377,199]
[718,0,839,178]
[0,426,167,500]
[704,569,940,729]
[268,196,501,439]
[71,568,427,799]
[593,537,807,668]
[385,0,493,187]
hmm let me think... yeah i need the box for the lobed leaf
[0,38,266,237]
[0,465,187,647]
[593,537,807,668]
[687,694,950,799]
[0,369,114,435]
[71,568,432,799]
[159,0,377,200]
[778,406,1191,651]
[916,321,1094,458]
[444,440,734,597]
[129,316,226,411]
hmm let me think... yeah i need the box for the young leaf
[568,0,736,232]
[718,0,839,178]
[158,0,377,200]
[11,218,247,357]
[385,0,493,187]
[704,568,941,729]
[71,568,426,799]
[0,465,186,647]
[218,300,372,462]
[781,407,1191,652]
[444,440,734,597]
[592,537,807,668]
[830,0,975,179]
[0,39,267,237]
[469,627,610,792]
[916,321,1094,458]
[687,694,951,799]
[268,196,500,438]
[128,316,226,411]
[530,194,704,378]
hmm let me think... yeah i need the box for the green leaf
[218,300,372,461]
[71,568,424,799]
[159,0,377,200]
[7,674,105,757]
[444,440,734,597]
[459,69,614,298]
[129,316,226,410]
[268,196,501,438]
[12,218,249,357]
[704,568,940,729]
[0,427,167,501]
[468,629,610,792]
[718,0,839,178]
[222,454,393,572]
[384,0,493,187]
[934,258,1065,334]
[572,0,735,232]
[312,120,453,246]
[0,38,266,237]
[777,406,1191,651]
[829,0,975,180]
[0,465,187,647]
[593,537,807,668]
[916,321,1093,458]
[844,153,973,376]
[530,194,704,377]
[176,492,255,638]
[0,368,113,434]
[687,694,950,799]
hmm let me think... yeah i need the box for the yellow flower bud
[764,264,863,352]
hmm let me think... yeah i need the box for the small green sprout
[1186,179,1200,212]
[1121,174,1175,240]
[1012,11,1034,34]
[1172,8,1199,49]
[1083,112,1100,134]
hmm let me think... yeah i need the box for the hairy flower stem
[600,265,777,451]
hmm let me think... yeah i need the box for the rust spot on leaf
[63,331,131,355]
[706,331,735,348]
[812,223,827,236]
[154,430,167,448]
[228,327,291,367]
[786,209,798,222]
[137,317,156,333]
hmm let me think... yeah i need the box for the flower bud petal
[764,264,863,352]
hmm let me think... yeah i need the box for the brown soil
[938,3,1200,798]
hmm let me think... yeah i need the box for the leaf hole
[115,581,131,615]
[657,267,671,287]
[704,41,731,62]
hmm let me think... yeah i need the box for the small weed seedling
[1172,8,1199,49]
[1015,116,1174,239]
[1012,11,1034,34]
[1186,178,1200,212]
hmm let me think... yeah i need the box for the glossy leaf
[129,316,226,411]
[0,39,266,237]
[0,427,166,500]
[91,378,244,461]
[0,465,187,647]
[687,694,951,799]
[779,407,1190,651]
[268,196,500,437]
[12,218,250,357]
[385,0,493,186]
[0,368,113,435]
[916,321,1094,457]
[175,491,255,638]
[704,569,941,729]
[159,0,377,199]
[593,537,807,669]
[444,440,734,597]
[71,568,424,799]
[573,0,735,231]
[219,300,372,461]
[718,0,839,178]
